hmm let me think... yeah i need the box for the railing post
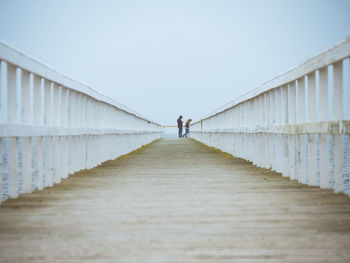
[270,90,275,125]
[21,70,32,193]
[259,94,265,127]
[296,77,307,183]
[61,87,68,127]
[307,72,318,186]
[32,75,43,190]
[60,86,69,180]
[288,81,296,124]
[332,61,344,193]
[256,96,262,167]
[297,77,306,123]
[288,81,297,180]
[0,136,2,200]
[0,61,3,200]
[259,95,265,168]
[239,103,243,129]
[52,83,60,184]
[43,80,53,187]
[281,85,289,177]
[67,89,74,127]
[0,43,161,202]
[60,136,68,179]
[318,67,330,188]
[275,87,281,125]
[268,90,275,169]
[190,38,350,196]
[53,136,61,184]
[0,61,3,122]
[275,87,282,173]
[7,64,19,198]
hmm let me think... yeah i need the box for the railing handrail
[194,36,350,124]
[0,41,162,203]
[191,36,350,196]
[0,41,159,126]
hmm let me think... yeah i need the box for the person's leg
[178,127,183,138]
[185,128,189,137]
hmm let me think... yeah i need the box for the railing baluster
[332,61,344,193]
[0,61,3,122]
[333,61,343,121]
[60,136,68,179]
[288,81,296,124]
[318,67,329,122]
[270,90,275,125]
[288,81,297,180]
[0,136,2,200]
[61,87,68,127]
[318,67,330,188]
[7,64,17,123]
[21,70,32,193]
[0,43,161,203]
[281,86,289,177]
[6,64,19,198]
[190,37,350,196]
[53,136,61,184]
[307,72,318,186]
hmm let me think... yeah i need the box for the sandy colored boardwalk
[1,138,350,262]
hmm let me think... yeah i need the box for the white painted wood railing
[191,37,350,196]
[0,42,162,203]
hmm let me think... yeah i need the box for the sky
[0,0,350,125]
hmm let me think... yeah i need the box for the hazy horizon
[1,0,350,125]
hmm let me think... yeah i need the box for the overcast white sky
[0,0,349,125]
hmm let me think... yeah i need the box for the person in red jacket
[183,119,192,138]
[177,115,183,138]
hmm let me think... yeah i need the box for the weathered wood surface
[0,138,350,262]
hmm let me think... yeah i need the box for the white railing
[191,37,350,195]
[0,42,162,203]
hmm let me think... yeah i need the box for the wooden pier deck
[1,138,350,262]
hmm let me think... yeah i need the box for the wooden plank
[1,138,350,262]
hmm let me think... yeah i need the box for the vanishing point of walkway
[1,138,350,262]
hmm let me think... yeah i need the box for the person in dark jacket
[183,119,192,138]
[177,115,183,138]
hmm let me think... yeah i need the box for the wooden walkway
[1,138,350,262]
